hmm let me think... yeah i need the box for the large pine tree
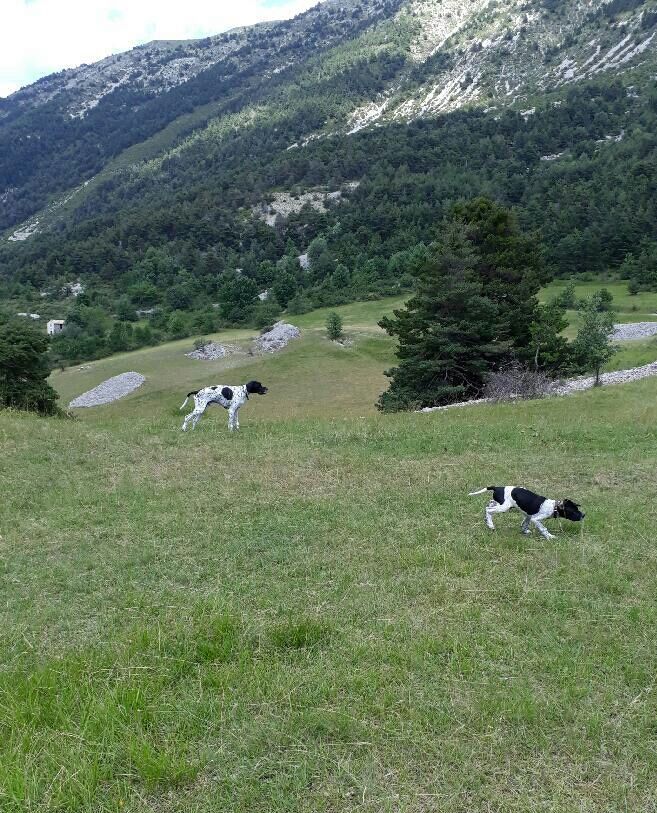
[377,199,546,411]
[452,197,545,350]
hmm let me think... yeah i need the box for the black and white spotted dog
[180,380,268,431]
[469,486,585,539]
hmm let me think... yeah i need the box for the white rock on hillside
[185,342,238,361]
[612,322,657,341]
[69,372,145,408]
[552,360,657,395]
[254,322,301,353]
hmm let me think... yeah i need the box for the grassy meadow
[1,288,657,811]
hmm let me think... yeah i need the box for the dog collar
[244,387,249,400]
[553,500,563,518]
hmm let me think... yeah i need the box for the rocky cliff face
[348,0,657,127]
[2,0,399,119]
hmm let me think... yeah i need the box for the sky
[0,0,323,98]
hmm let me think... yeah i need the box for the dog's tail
[468,486,495,496]
[180,390,199,410]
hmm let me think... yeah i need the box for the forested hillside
[2,0,657,363]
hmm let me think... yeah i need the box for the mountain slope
[0,0,404,233]
[3,0,657,238]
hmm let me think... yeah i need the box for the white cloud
[0,0,322,97]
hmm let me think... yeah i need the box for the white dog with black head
[180,380,268,431]
[469,486,585,539]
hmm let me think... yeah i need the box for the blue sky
[0,0,322,97]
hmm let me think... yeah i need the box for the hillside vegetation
[3,0,657,361]
[2,293,657,811]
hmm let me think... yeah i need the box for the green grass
[543,280,657,334]
[609,335,657,371]
[2,293,657,811]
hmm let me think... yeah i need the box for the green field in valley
[1,287,657,811]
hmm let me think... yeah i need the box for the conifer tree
[0,320,60,415]
[378,199,549,411]
[326,312,344,341]
[452,197,545,350]
[377,223,502,410]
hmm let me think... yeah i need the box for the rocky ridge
[2,0,398,119]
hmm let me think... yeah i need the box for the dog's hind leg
[190,405,207,429]
[182,401,207,431]
[485,500,511,530]
[181,409,195,431]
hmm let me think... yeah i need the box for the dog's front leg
[228,405,239,431]
[521,515,532,535]
[531,518,555,540]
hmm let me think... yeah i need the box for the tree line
[0,198,619,417]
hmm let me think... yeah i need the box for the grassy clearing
[543,280,657,319]
[2,292,657,811]
[543,281,657,337]
[49,296,409,419]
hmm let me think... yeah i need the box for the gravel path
[552,360,657,395]
[612,321,657,340]
[69,372,145,408]
[420,359,657,413]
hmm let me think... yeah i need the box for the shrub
[553,281,577,309]
[571,296,618,385]
[253,300,282,329]
[484,362,553,402]
[326,312,344,341]
[287,294,313,315]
